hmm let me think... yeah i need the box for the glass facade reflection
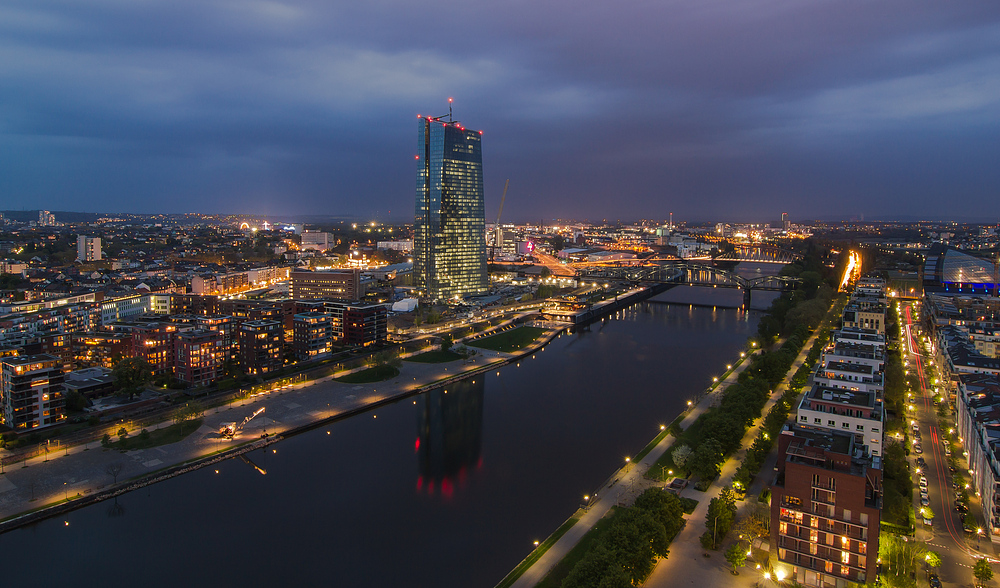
[414,117,488,300]
[416,378,484,495]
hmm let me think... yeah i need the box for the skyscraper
[414,111,488,301]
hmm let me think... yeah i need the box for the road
[902,301,994,586]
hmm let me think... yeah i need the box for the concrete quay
[0,319,564,533]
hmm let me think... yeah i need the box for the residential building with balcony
[238,320,282,375]
[174,329,223,387]
[769,427,882,587]
[796,385,884,456]
[293,312,333,361]
[955,373,1000,542]
[0,354,66,430]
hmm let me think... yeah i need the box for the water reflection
[416,377,484,498]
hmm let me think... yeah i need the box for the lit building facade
[293,312,333,360]
[173,329,223,387]
[770,427,881,587]
[238,320,283,375]
[0,354,66,429]
[290,269,362,302]
[414,115,488,301]
[76,235,102,262]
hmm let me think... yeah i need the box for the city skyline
[1,3,998,222]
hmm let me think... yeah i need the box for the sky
[1,1,999,223]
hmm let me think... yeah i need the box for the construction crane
[490,179,509,263]
[219,407,265,439]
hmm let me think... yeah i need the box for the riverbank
[0,314,567,534]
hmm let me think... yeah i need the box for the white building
[796,386,884,456]
[377,240,413,252]
[301,231,331,251]
[77,236,102,262]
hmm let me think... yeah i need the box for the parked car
[920,476,928,487]
[669,478,688,490]
[956,503,969,513]
[915,445,923,454]
[917,457,927,467]
[921,496,930,506]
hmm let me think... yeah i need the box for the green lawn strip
[404,350,464,363]
[634,428,670,463]
[495,516,581,588]
[533,509,620,588]
[468,326,546,353]
[106,418,203,451]
[334,365,400,384]
[679,497,699,514]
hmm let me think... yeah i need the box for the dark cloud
[1,1,998,221]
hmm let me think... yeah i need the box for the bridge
[713,244,803,264]
[577,261,800,308]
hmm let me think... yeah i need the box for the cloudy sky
[1,1,998,222]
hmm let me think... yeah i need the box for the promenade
[0,316,558,529]
[507,344,762,588]
[642,326,821,588]
[507,323,822,588]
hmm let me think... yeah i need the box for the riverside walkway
[641,326,822,588]
[508,322,824,588]
[0,316,558,530]
[507,345,762,588]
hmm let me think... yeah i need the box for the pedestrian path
[642,329,824,588]
[507,346,761,588]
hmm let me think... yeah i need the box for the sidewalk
[507,346,761,588]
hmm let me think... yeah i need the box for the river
[0,265,782,587]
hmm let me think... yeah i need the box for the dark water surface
[2,303,760,588]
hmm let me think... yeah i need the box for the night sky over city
[2,1,999,222]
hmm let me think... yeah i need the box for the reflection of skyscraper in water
[415,378,484,498]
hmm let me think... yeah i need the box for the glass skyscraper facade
[414,116,488,300]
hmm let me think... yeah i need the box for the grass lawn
[467,326,546,353]
[495,516,580,588]
[634,428,671,462]
[535,509,620,588]
[404,350,463,363]
[334,365,400,384]
[108,418,203,451]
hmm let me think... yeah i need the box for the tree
[106,461,125,484]
[733,498,770,548]
[975,559,994,587]
[671,445,693,470]
[688,438,724,482]
[634,488,685,540]
[441,334,454,351]
[173,402,203,424]
[725,543,747,574]
[705,486,738,549]
[112,358,152,400]
[924,551,941,569]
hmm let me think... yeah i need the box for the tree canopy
[112,357,152,400]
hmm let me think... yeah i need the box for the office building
[414,113,488,300]
[0,354,66,429]
[770,427,881,587]
[291,269,362,302]
[77,235,102,262]
[300,230,331,251]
